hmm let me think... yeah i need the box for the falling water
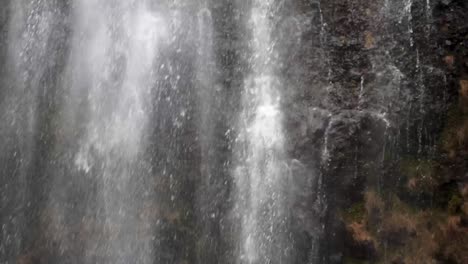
[66,1,167,262]
[321,116,334,165]
[358,76,365,109]
[196,5,214,185]
[404,0,414,47]
[234,1,291,263]
[1,0,171,263]
[1,0,464,263]
[0,1,56,260]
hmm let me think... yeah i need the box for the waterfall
[63,1,166,262]
[1,0,463,263]
[233,1,291,263]
[196,6,214,187]
[0,0,172,263]
[0,0,62,260]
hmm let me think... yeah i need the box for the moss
[400,159,435,181]
[386,193,417,215]
[440,104,468,155]
[399,158,439,197]
[343,256,370,264]
[446,104,465,129]
[343,202,366,223]
[435,182,460,209]
[448,194,463,214]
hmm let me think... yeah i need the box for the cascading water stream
[196,5,214,187]
[0,1,56,259]
[1,0,172,263]
[234,1,291,263]
[404,0,414,47]
[64,2,167,262]
[1,0,463,263]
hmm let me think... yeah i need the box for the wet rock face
[1,0,468,263]
[312,0,468,262]
[0,1,8,65]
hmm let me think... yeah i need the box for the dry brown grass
[347,192,446,263]
[348,221,373,243]
[436,216,468,263]
[459,80,468,99]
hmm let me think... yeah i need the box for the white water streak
[235,1,290,263]
[66,1,167,262]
